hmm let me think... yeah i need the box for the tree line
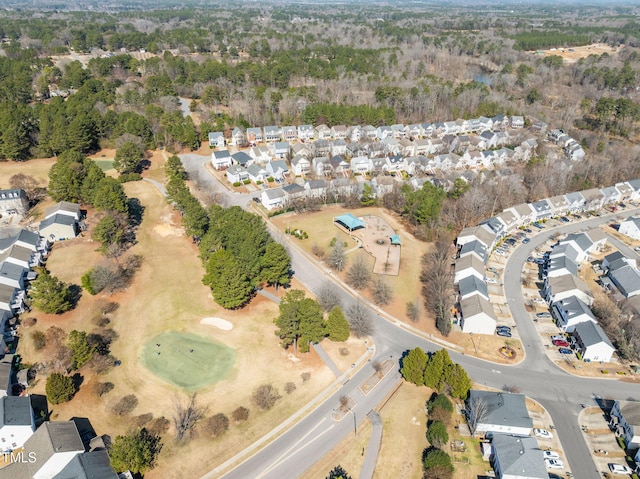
[165,156,292,309]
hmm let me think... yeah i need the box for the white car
[543,450,560,459]
[609,464,633,474]
[534,428,553,439]
[544,458,564,469]
[485,277,498,284]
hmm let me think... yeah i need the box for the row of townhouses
[208,114,527,148]
[453,179,640,352]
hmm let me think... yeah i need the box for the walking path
[311,343,342,378]
[359,411,382,479]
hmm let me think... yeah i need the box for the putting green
[141,332,236,390]
[93,159,114,172]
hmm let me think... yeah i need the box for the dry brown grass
[0,157,55,189]
[536,43,620,64]
[20,179,338,479]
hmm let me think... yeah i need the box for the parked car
[553,339,570,347]
[559,216,570,223]
[534,258,546,264]
[522,237,530,244]
[545,458,564,469]
[543,450,560,459]
[558,347,573,355]
[634,246,640,252]
[495,249,506,256]
[534,428,553,439]
[551,335,566,342]
[496,326,511,332]
[532,298,546,304]
[505,238,517,245]
[572,214,582,219]
[496,330,512,338]
[608,464,633,474]
[526,256,534,263]
[524,228,533,233]
[533,222,545,229]
[485,277,498,284]
[487,267,498,273]
[536,312,551,319]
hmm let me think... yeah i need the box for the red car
[552,339,570,347]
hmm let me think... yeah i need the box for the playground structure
[334,213,401,275]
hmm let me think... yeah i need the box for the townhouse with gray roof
[459,295,497,335]
[491,434,547,479]
[552,295,596,333]
[610,400,640,449]
[458,275,489,301]
[0,190,29,216]
[571,321,615,362]
[619,216,640,241]
[466,390,533,437]
[0,395,35,451]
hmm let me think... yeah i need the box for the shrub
[267,177,275,182]
[256,181,263,185]
[81,270,97,295]
[242,179,251,185]
[232,406,250,422]
[617,436,626,449]
[118,173,142,183]
[206,413,230,437]
[312,244,325,258]
[21,317,37,327]
[95,381,114,396]
[426,420,449,448]
[135,413,154,427]
[340,347,350,356]
[301,372,311,383]
[31,331,46,350]
[284,382,297,395]
[112,394,138,416]
[232,182,241,187]
[46,373,76,404]
[147,417,170,436]
[252,384,281,410]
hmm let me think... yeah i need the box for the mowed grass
[0,157,55,188]
[141,332,236,390]
[92,159,115,172]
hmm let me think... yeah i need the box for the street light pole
[470,332,478,355]
[350,408,357,436]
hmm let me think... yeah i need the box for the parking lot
[579,407,631,477]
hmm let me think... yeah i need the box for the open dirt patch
[200,317,233,331]
[535,43,620,64]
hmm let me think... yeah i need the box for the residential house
[552,295,596,333]
[478,217,506,243]
[0,189,28,217]
[506,203,536,228]
[456,225,497,250]
[548,129,566,143]
[491,114,510,131]
[477,116,493,132]
[460,295,497,335]
[312,157,332,177]
[422,123,434,137]
[491,434,548,479]
[558,233,595,262]
[405,124,423,139]
[572,321,615,363]
[629,179,640,200]
[230,127,246,146]
[329,178,356,200]
[282,183,306,204]
[610,400,640,449]
[381,137,401,155]
[330,140,347,157]
[350,156,373,175]
[566,141,585,161]
[510,116,525,129]
[441,134,459,153]
[547,195,570,216]
[0,395,36,450]
[531,120,548,134]
[405,156,428,176]
[39,214,78,242]
[456,119,470,135]
[281,126,297,142]
[305,180,328,200]
[346,142,366,158]
[454,254,484,284]
[565,191,586,212]
[246,127,263,145]
[248,146,272,165]
[384,155,406,174]
[544,274,593,306]
[581,188,606,211]
[273,141,290,160]
[609,264,640,298]
[312,139,331,157]
[372,176,396,197]
[1,245,39,270]
[458,240,489,264]
[0,262,26,290]
[602,251,635,273]
[211,150,232,170]
[265,160,289,181]
[226,165,248,184]
[376,126,393,140]
[495,210,518,233]
[264,125,281,142]
[443,121,459,135]
[458,275,489,301]
[329,156,350,176]
[362,125,378,140]
[207,132,225,149]
[390,124,406,138]
[297,124,314,141]
[261,188,286,210]
[291,143,312,159]
[546,256,579,278]
[315,124,331,140]
[413,139,433,156]
[601,186,621,206]
[330,125,347,140]
[247,164,268,184]
[616,181,634,200]
[481,131,498,149]
[620,217,640,241]
[466,390,533,437]
[231,151,252,168]
[348,126,362,142]
[291,155,311,176]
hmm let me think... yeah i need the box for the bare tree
[232,406,249,422]
[420,238,454,336]
[373,360,385,378]
[316,281,342,311]
[252,384,282,410]
[205,413,229,437]
[406,300,421,322]
[466,395,490,437]
[112,394,138,416]
[326,239,347,272]
[346,255,371,290]
[346,301,374,338]
[371,277,393,306]
[173,393,208,442]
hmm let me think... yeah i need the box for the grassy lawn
[0,157,55,189]
[92,159,115,172]
[19,176,337,479]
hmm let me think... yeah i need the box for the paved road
[183,153,640,479]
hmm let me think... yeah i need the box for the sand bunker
[200,317,233,330]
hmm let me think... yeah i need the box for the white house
[273,141,290,159]
[510,116,524,129]
[248,146,272,165]
[297,124,314,141]
[610,400,640,449]
[208,132,225,148]
[619,216,640,241]
[544,274,593,306]
[211,150,232,170]
[0,396,35,450]
[572,321,615,363]
[39,215,78,242]
[491,434,548,479]
[454,254,484,284]
[230,127,246,146]
[266,160,289,181]
[264,125,281,142]
[350,156,373,174]
[331,125,347,140]
[314,124,331,140]
[281,126,297,142]
[247,164,268,184]
[551,295,596,333]
[466,390,533,437]
[261,188,285,210]
[460,295,497,335]
[226,165,248,184]
[291,155,311,176]
[246,127,263,145]
[458,275,489,301]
